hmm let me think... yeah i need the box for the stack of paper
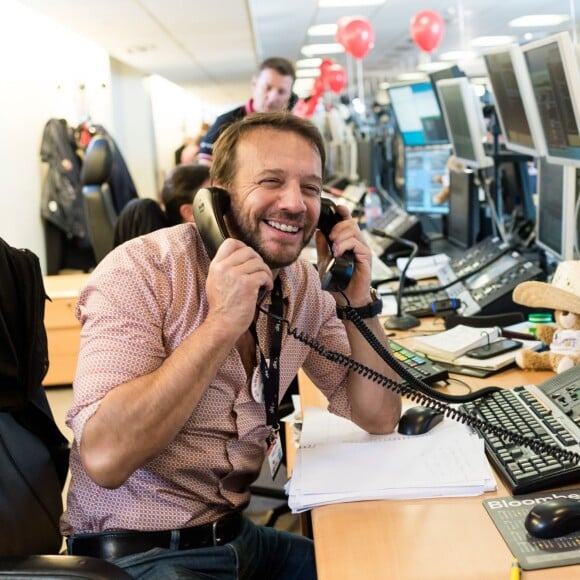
[286,406,496,513]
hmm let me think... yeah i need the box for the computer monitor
[535,158,578,261]
[403,145,451,215]
[428,65,465,120]
[387,81,448,147]
[521,31,580,168]
[446,168,479,248]
[436,77,493,169]
[483,44,547,158]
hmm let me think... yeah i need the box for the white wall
[0,0,207,274]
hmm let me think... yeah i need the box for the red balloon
[335,16,354,47]
[319,58,334,81]
[312,75,325,97]
[327,64,347,94]
[341,18,375,59]
[410,10,445,53]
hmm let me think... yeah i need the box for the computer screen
[521,31,580,168]
[446,168,479,248]
[387,82,448,147]
[483,44,547,158]
[535,158,577,261]
[436,77,493,169]
[403,145,451,215]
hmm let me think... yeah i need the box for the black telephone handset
[192,187,354,292]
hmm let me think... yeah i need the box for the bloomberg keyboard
[461,366,580,495]
[388,339,448,386]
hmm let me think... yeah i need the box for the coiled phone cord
[259,304,580,464]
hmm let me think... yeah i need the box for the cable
[258,304,580,465]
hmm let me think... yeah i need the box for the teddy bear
[512,260,580,374]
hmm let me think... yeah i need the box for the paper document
[396,253,450,280]
[286,406,496,513]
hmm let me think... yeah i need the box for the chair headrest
[81,136,113,186]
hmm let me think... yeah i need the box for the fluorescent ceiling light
[396,72,428,82]
[509,14,570,27]
[319,0,385,6]
[470,35,517,48]
[308,24,338,36]
[293,78,315,95]
[440,50,476,61]
[417,61,450,73]
[296,58,323,68]
[296,68,322,78]
[301,43,345,57]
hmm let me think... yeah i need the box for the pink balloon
[410,10,445,53]
[335,16,354,47]
[327,64,347,94]
[341,18,375,59]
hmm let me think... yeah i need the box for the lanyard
[251,276,284,433]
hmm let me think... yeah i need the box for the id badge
[267,433,283,480]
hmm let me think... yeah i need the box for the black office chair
[0,237,130,579]
[80,135,118,263]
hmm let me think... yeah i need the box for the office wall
[0,1,207,274]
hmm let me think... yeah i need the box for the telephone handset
[192,187,354,292]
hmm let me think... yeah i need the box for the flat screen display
[388,82,448,147]
[522,32,580,167]
[483,45,547,158]
[403,145,451,215]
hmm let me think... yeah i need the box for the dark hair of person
[161,164,210,225]
[259,57,296,82]
[210,111,326,191]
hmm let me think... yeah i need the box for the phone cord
[259,305,580,464]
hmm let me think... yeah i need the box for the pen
[510,558,521,580]
[501,329,536,341]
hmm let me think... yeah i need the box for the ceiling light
[417,61,450,73]
[296,68,322,78]
[396,72,428,82]
[319,0,385,6]
[509,14,570,27]
[470,35,517,48]
[301,43,345,57]
[296,58,323,68]
[440,50,476,61]
[308,24,338,36]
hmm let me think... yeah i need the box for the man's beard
[227,202,315,269]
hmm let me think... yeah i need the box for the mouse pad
[483,488,580,570]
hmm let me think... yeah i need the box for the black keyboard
[388,339,448,385]
[462,386,580,495]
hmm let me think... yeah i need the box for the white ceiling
[17,0,580,106]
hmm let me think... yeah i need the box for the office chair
[80,135,118,263]
[0,237,130,579]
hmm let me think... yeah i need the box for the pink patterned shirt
[61,223,351,535]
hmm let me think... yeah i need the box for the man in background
[160,164,210,225]
[198,57,296,165]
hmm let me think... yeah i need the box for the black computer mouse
[524,498,580,539]
[397,405,444,436]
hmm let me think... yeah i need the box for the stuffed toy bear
[512,261,580,374]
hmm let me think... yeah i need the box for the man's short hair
[210,111,326,190]
[259,57,296,82]
[161,164,210,225]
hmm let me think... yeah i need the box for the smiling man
[61,111,401,579]
[198,57,297,165]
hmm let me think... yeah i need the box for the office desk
[296,324,578,580]
[43,274,89,386]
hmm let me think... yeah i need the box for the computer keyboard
[461,370,580,495]
[388,339,448,385]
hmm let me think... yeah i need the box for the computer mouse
[524,498,580,539]
[397,405,444,436]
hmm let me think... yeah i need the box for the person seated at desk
[61,111,402,579]
[160,163,210,225]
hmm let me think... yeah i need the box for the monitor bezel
[535,158,577,261]
[521,31,580,168]
[387,80,449,148]
[435,77,493,170]
[483,43,547,158]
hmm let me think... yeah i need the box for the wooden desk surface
[296,318,577,580]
